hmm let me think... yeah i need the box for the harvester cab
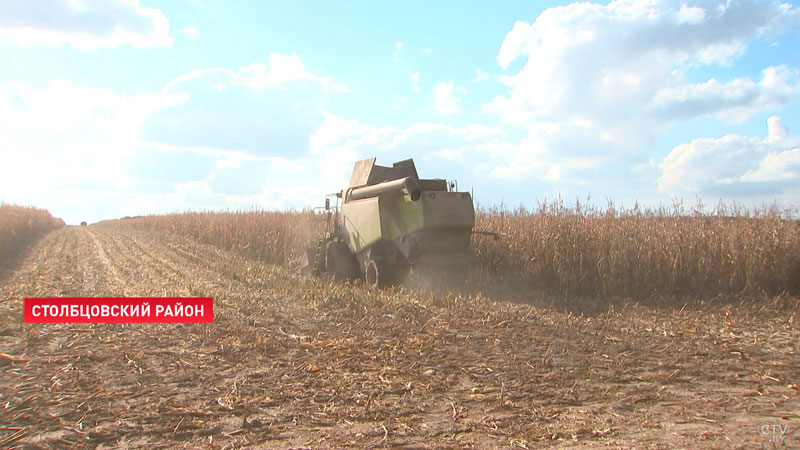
[300,157,485,288]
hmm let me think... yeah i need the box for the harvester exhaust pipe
[348,176,421,202]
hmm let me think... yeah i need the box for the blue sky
[1,0,799,224]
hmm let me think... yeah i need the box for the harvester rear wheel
[365,257,393,289]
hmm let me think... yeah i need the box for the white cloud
[767,115,789,142]
[486,131,605,182]
[309,112,375,155]
[412,72,420,93]
[307,113,511,188]
[147,55,351,157]
[677,4,706,25]
[488,162,535,181]
[393,41,404,63]
[437,148,463,161]
[236,54,350,92]
[432,81,466,116]
[386,122,505,154]
[421,48,433,55]
[497,20,532,70]
[0,0,173,50]
[658,116,799,197]
[181,26,199,39]
[392,96,409,110]
[650,66,798,123]
[742,149,800,183]
[487,0,799,131]
[0,80,186,222]
[162,68,235,93]
[0,80,184,159]
[130,59,367,211]
[0,53,357,223]
[481,0,800,188]
[474,68,489,83]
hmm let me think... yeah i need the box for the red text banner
[23,297,214,323]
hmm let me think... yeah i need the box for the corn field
[102,201,800,299]
[474,201,800,298]
[0,203,65,264]
[101,210,325,266]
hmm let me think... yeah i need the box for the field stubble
[0,224,798,448]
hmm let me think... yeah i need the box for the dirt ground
[1,226,798,449]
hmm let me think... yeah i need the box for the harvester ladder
[311,239,325,276]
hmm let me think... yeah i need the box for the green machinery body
[302,157,481,287]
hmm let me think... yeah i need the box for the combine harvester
[300,157,495,288]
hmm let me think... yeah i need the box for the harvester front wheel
[365,257,393,289]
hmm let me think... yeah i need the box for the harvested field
[1,225,799,448]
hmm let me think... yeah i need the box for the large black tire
[365,257,392,289]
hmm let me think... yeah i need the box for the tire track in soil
[82,229,131,296]
[0,228,118,448]
[77,229,236,443]
[96,229,338,448]
[110,229,253,299]
[1,228,205,448]
[1,226,799,449]
[90,229,158,297]
[57,227,316,447]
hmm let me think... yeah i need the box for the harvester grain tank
[301,157,492,288]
